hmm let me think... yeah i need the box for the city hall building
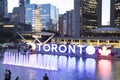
[73,0,120,38]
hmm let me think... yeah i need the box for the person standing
[4,69,9,80]
[8,70,11,80]
[43,73,49,80]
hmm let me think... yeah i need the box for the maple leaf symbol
[98,46,111,56]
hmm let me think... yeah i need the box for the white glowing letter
[59,45,67,53]
[86,46,95,55]
[37,43,42,51]
[68,45,76,53]
[77,45,84,54]
[43,44,50,52]
[51,44,58,52]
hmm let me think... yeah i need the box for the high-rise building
[25,4,43,32]
[25,4,37,28]
[32,5,42,32]
[74,0,102,37]
[59,10,74,37]
[0,0,8,19]
[74,0,120,38]
[8,0,30,24]
[9,7,25,24]
[19,0,30,7]
[40,4,59,31]
[25,4,59,32]
[59,14,64,36]
[66,10,74,36]
[111,0,120,28]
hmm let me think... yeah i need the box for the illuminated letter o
[86,46,95,55]
[59,45,67,53]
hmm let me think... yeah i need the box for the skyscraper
[25,4,59,32]
[32,5,42,32]
[0,0,8,19]
[74,0,102,37]
[25,4,37,31]
[111,0,120,28]
[19,0,30,7]
[40,4,59,31]
[74,0,120,38]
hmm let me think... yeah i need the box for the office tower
[59,10,74,36]
[66,10,74,36]
[25,4,43,32]
[32,5,42,32]
[11,7,25,23]
[25,4,37,31]
[74,0,102,37]
[19,0,30,7]
[9,0,30,24]
[111,0,120,28]
[0,0,8,19]
[25,4,59,32]
[40,4,59,31]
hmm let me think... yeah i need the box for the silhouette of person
[15,76,19,80]
[8,70,11,80]
[4,69,9,80]
[43,73,49,80]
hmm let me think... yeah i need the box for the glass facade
[40,4,59,31]
[32,5,42,32]
[25,4,59,32]
[25,4,36,26]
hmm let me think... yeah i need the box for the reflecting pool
[1,51,120,80]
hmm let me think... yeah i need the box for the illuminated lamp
[98,46,111,56]
[86,46,96,55]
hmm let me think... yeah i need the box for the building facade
[40,4,59,31]
[59,10,74,37]
[0,0,8,20]
[32,5,42,32]
[9,7,25,24]
[25,4,37,31]
[19,0,30,7]
[25,4,43,32]
[74,0,102,37]
[0,21,31,42]
[111,0,120,28]
[59,14,64,36]
[25,4,59,32]
[8,0,30,25]
[74,0,120,38]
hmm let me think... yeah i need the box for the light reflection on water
[1,52,119,80]
[98,59,112,80]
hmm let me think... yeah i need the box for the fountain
[3,51,58,70]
